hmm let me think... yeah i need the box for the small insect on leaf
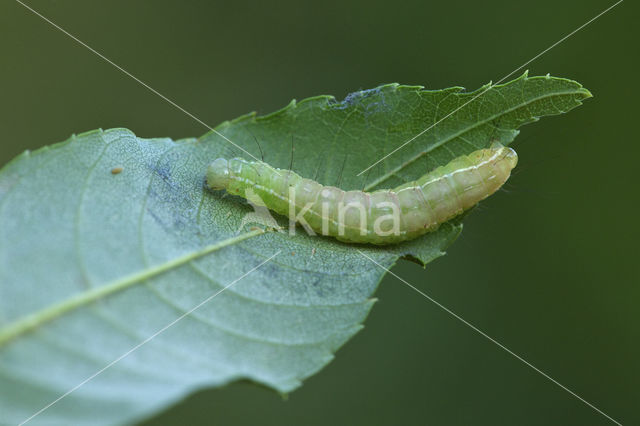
[111,166,124,175]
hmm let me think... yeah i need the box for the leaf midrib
[0,228,265,348]
[364,88,589,190]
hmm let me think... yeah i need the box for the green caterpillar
[206,144,517,245]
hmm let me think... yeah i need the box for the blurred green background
[1,0,636,424]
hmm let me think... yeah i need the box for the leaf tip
[579,88,594,99]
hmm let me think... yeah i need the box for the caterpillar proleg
[206,144,517,245]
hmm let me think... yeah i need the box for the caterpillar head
[498,145,518,171]
[206,158,231,190]
[489,142,518,170]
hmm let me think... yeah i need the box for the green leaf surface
[0,73,590,425]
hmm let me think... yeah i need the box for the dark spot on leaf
[332,87,384,110]
[153,163,172,182]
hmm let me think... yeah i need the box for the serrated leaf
[0,73,590,425]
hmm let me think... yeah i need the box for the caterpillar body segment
[206,144,517,245]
